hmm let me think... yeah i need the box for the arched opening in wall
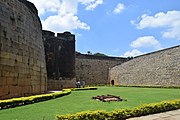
[111,80,114,86]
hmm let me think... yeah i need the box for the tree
[87,51,92,55]
[94,52,107,56]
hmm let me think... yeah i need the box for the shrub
[0,89,71,110]
[116,85,180,89]
[71,87,97,91]
[56,99,180,120]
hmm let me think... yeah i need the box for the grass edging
[56,99,180,120]
[116,85,180,89]
[0,89,71,110]
[70,87,98,91]
[0,87,98,110]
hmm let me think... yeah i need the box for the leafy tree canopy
[93,52,107,56]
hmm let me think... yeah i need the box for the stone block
[18,79,31,86]
[22,86,32,95]
[0,86,8,96]
[9,85,22,96]
[0,52,10,59]
[6,77,18,85]
[16,55,23,62]
[0,77,7,86]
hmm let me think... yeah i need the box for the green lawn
[0,87,179,120]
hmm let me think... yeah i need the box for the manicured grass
[0,87,179,120]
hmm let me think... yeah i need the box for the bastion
[0,0,47,99]
[43,30,76,90]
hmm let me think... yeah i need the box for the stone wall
[43,30,76,90]
[47,78,76,90]
[43,30,75,79]
[76,53,127,85]
[0,0,47,99]
[109,45,180,86]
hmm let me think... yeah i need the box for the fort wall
[0,0,47,99]
[109,45,180,86]
[43,30,76,90]
[76,53,127,85]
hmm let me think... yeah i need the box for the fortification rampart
[109,45,180,86]
[43,30,76,90]
[0,0,47,99]
[76,53,127,85]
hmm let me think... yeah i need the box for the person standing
[82,80,85,88]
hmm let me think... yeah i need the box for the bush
[56,99,180,120]
[0,89,71,110]
[70,87,97,91]
[116,85,180,89]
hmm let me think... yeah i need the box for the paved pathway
[127,109,180,120]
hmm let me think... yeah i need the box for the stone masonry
[1,0,179,100]
[0,0,47,99]
[76,53,127,85]
[43,30,76,90]
[109,45,180,86]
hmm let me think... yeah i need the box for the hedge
[71,87,97,91]
[116,85,180,89]
[0,89,71,110]
[0,87,97,110]
[56,99,180,120]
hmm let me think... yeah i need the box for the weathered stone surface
[47,78,76,90]
[43,30,76,88]
[0,0,47,99]
[109,45,180,86]
[76,53,127,85]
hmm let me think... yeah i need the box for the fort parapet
[0,0,47,99]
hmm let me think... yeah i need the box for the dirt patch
[92,94,127,102]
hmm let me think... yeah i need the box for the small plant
[3,30,7,37]
[10,16,15,21]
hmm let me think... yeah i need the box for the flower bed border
[56,99,180,120]
[0,87,97,110]
[116,85,180,89]
[0,89,71,110]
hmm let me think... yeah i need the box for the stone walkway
[127,109,180,120]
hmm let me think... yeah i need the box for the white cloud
[132,11,180,40]
[79,0,103,10]
[131,36,162,49]
[113,3,125,14]
[28,0,103,33]
[59,0,78,15]
[162,20,180,40]
[28,0,61,15]
[42,14,90,33]
[123,49,143,57]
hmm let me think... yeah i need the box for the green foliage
[117,85,180,89]
[0,87,179,120]
[87,51,92,55]
[0,87,96,110]
[10,16,15,21]
[56,99,180,120]
[0,89,71,110]
[70,87,97,91]
[93,53,107,56]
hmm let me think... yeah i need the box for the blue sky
[29,0,180,57]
